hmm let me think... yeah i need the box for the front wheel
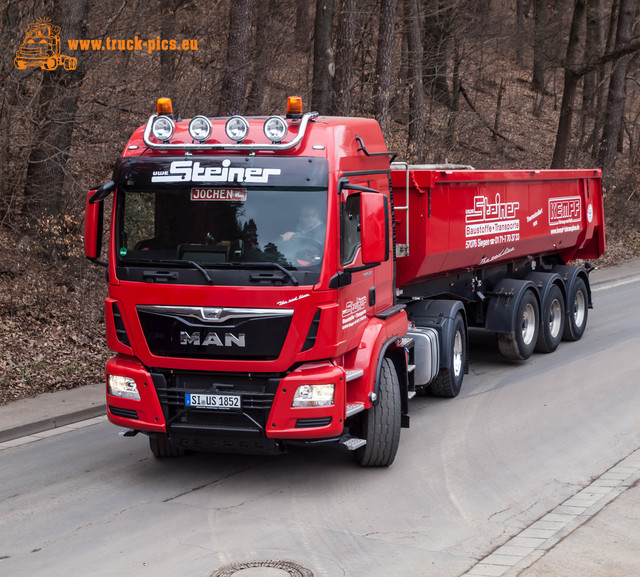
[149,434,185,458]
[563,277,588,341]
[430,313,466,397]
[355,357,401,467]
[498,289,539,360]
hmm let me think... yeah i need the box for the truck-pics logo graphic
[465,194,520,238]
[549,196,581,225]
[14,18,77,71]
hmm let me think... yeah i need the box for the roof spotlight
[189,115,212,141]
[151,115,175,141]
[263,116,288,143]
[225,116,249,142]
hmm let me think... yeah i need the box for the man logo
[179,331,246,348]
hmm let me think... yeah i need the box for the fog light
[189,115,212,141]
[263,116,288,142]
[108,375,140,400]
[292,384,334,407]
[225,116,249,141]
[151,116,175,141]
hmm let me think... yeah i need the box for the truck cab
[85,97,408,464]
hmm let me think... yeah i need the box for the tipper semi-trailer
[84,96,605,466]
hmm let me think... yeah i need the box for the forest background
[1,0,639,404]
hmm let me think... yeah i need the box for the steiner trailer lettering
[85,96,605,466]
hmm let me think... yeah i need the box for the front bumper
[105,355,348,446]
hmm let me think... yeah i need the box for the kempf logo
[549,196,581,225]
[14,18,77,71]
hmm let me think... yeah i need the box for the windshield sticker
[191,188,247,201]
[151,159,281,184]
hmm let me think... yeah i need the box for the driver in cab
[281,205,325,244]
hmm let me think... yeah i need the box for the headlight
[189,115,212,141]
[108,375,140,400]
[225,116,249,141]
[263,116,288,142]
[151,116,175,141]
[292,384,335,408]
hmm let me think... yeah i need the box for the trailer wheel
[563,277,588,341]
[535,284,565,353]
[430,313,466,397]
[355,357,401,467]
[498,289,539,360]
[149,434,185,458]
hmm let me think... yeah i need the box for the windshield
[116,187,327,271]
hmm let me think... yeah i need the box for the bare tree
[332,0,357,115]
[597,0,634,173]
[246,0,273,114]
[423,0,452,106]
[551,0,586,169]
[217,0,253,116]
[531,0,546,92]
[22,0,90,220]
[404,0,425,161]
[374,0,398,135]
[311,0,335,115]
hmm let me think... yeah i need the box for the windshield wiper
[123,258,213,284]
[202,261,299,286]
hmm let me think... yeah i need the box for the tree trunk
[311,0,335,115]
[597,0,634,173]
[332,0,357,116]
[374,0,398,136]
[590,0,619,158]
[531,0,546,92]
[516,0,525,66]
[246,0,273,114]
[579,0,603,149]
[159,0,185,100]
[423,0,452,106]
[404,0,425,161]
[551,0,586,169]
[217,0,253,116]
[22,0,90,220]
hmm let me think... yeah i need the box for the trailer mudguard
[552,265,592,308]
[485,279,540,334]
[405,299,467,372]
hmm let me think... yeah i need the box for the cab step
[339,435,367,451]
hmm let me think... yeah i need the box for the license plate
[186,393,241,410]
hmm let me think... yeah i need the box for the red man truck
[84,97,605,466]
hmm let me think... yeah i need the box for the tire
[497,289,539,360]
[149,434,185,458]
[563,277,588,341]
[355,358,401,467]
[535,284,565,353]
[430,313,466,397]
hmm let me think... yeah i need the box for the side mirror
[84,181,115,264]
[360,192,389,265]
[84,189,104,261]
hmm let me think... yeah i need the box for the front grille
[151,370,280,437]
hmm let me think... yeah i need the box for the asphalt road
[1,265,639,577]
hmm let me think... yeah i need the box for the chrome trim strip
[142,111,318,151]
[137,305,294,323]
